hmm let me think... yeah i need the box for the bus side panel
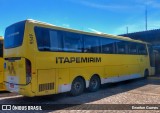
[57,68,70,93]
[37,69,56,96]
[105,56,140,73]
[104,55,141,83]
[105,65,119,78]
[126,56,141,76]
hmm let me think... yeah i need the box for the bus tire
[70,77,85,96]
[144,69,149,78]
[88,75,101,92]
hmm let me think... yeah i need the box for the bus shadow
[0,91,9,93]
[0,77,160,111]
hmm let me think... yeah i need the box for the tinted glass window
[34,27,62,51]
[84,35,100,53]
[49,30,62,51]
[35,26,148,56]
[137,44,147,55]
[35,27,83,52]
[128,42,137,54]
[101,38,116,54]
[4,21,25,49]
[117,41,127,54]
[0,40,3,57]
[35,27,50,51]
[63,31,82,52]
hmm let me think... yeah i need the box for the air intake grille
[39,83,54,92]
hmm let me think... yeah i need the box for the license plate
[10,83,14,88]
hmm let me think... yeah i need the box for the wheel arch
[144,68,149,77]
[72,75,86,88]
[89,74,101,84]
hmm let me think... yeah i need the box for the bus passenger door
[148,45,156,75]
[139,55,147,75]
[138,44,148,76]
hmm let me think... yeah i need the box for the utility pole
[126,26,128,34]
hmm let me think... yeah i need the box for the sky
[0,0,160,37]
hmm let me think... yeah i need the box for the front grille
[39,83,54,92]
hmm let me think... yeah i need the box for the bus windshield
[4,21,25,49]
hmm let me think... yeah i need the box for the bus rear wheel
[88,75,100,92]
[70,77,85,96]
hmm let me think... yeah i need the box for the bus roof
[26,19,146,44]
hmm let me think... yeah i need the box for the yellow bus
[0,36,5,91]
[4,20,155,97]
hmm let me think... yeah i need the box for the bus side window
[101,38,115,54]
[63,31,82,52]
[137,44,147,55]
[84,35,100,53]
[49,30,62,51]
[117,41,127,54]
[128,42,137,54]
[35,27,50,51]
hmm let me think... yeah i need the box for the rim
[74,82,81,92]
[90,79,98,89]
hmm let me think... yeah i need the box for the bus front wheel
[70,77,85,96]
[88,75,101,92]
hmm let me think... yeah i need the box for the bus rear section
[0,58,5,91]
[5,58,31,93]
[0,38,5,91]
[4,20,33,96]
